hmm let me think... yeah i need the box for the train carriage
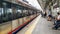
[0,0,40,34]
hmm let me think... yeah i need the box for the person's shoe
[52,27,57,30]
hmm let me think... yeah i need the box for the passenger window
[0,8,3,23]
[28,10,33,15]
[23,10,28,17]
[16,9,22,18]
[2,2,12,22]
[25,10,28,16]
[7,9,13,20]
[0,1,3,23]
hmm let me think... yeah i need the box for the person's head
[57,12,60,15]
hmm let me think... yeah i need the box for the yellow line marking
[25,15,41,34]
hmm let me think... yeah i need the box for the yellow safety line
[25,15,41,34]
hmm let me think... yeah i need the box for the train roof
[2,0,39,11]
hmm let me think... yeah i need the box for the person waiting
[53,12,60,30]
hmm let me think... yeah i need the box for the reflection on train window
[7,9,13,20]
[23,10,28,17]
[33,10,36,14]
[25,10,28,16]
[0,8,3,23]
[0,1,3,23]
[0,8,3,16]
[17,10,22,13]
[2,2,12,22]
[16,9,22,18]
[32,10,36,14]
[28,10,33,15]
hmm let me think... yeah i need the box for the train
[0,0,40,34]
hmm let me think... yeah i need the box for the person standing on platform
[44,11,47,17]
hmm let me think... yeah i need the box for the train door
[29,10,34,19]
[37,11,40,16]
[25,10,31,23]
[11,4,19,30]
[23,9,28,23]
[27,10,32,20]
[11,4,23,31]
[0,1,12,34]
[26,10,31,21]
[34,10,37,18]
[34,10,37,17]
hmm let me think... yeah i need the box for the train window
[23,10,28,17]
[16,9,22,18]
[33,10,36,14]
[7,9,13,20]
[2,2,12,22]
[28,10,30,16]
[0,8,2,16]
[0,2,3,23]
[23,10,25,17]
[24,10,28,16]
[28,10,33,15]
[25,10,28,15]
[32,10,37,14]
[15,6,22,18]
[17,10,22,13]
[0,1,12,34]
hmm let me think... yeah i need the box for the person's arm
[56,16,60,20]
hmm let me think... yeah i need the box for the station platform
[17,15,60,34]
